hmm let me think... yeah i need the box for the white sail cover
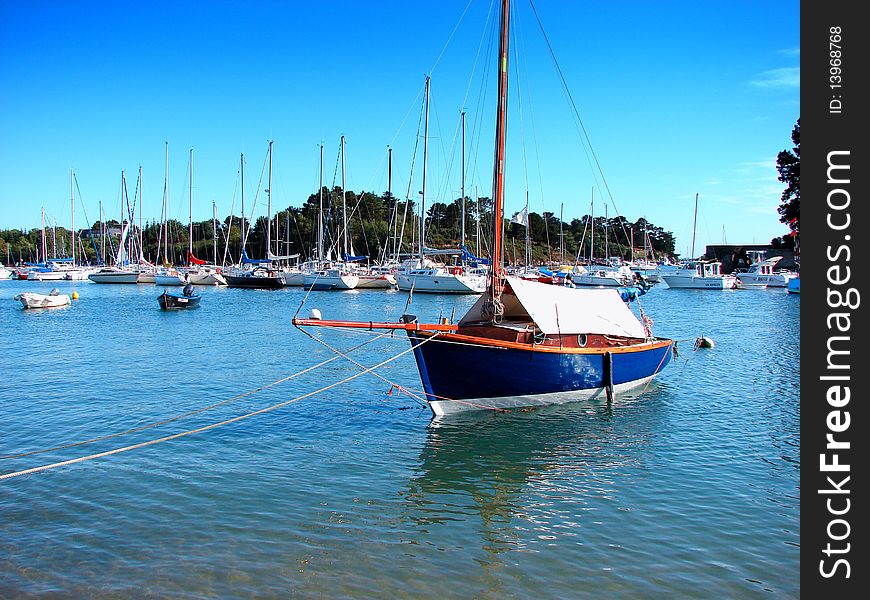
[459,276,647,338]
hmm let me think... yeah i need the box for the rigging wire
[527,0,634,247]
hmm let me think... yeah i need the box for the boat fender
[694,336,715,350]
[308,308,322,320]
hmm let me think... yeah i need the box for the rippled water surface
[0,280,799,598]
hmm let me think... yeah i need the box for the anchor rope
[0,334,444,480]
[296,324,516,413]
[296,325,429,409]
[1,333,390,462]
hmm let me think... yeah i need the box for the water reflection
[403,388,670,558]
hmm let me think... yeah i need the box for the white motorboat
[88,267,140,284]
[661,260,737,289]
[735,256,797,288]
[571,264,633,287]
[14,289,71,309]
[303,267,359,291]
[0,266,12,280]
[395,258,486,294]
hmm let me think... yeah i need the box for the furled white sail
[459,276,647,338]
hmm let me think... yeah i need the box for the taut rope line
[1,333,389,462]
[0,333,436,481]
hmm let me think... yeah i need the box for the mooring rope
[0,333,439,481]
[296,323,512,413]
[1,333,390,462]
[295,324,429,408]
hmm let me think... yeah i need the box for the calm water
[0,279,799,598]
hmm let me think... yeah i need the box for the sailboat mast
[164,142,169,263]
[212,200,218,264]
[341,135,348,259]
[475,186,481,257]
[70,169,75,266]
[525,190,530,267]
[267,140,273,259]
[318,144,324,261]
[138,165,143,264]
[691,192,698,259]
[240,153,245,263]
[420,76,430,261]
[590,188,594,263]
[460,110,466,252]
[100,200,105,264]
[489,0,510,292]
[189,148,194,261]
[41,207,46,262]
[388,146,395,260]
[559,202,564,263]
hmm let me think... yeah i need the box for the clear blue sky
[0,0,799,257]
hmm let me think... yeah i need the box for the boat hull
[155,274,186,286]
[736,273,795,288]
[355,274,396,289]
[188,271,227,286]
[88,271,140,284]
[14,292,71,309]
[661,274,737,289]
[405,330,673,416]
[158,292,201,309]
[395,273,486,294]
[303,273,359,290]
[224,274,284,289]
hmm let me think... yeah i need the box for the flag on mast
[510,208,528,227]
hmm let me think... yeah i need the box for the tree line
[1,189,677,266]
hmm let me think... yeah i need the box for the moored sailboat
[294,0,673,416]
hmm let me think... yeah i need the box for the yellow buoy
[71,291,79,300]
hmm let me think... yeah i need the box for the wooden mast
[489,0,510,295]
[188,148,193,263]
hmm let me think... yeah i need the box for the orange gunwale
[292,318,673,355]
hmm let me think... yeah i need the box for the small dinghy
[14,288,72,309]
[158,283,201,310]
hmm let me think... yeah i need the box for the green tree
[773,118,799,250]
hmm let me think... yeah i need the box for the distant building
[704,244,797,273]
[78,227,123,239]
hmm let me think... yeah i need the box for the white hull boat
[355,273,396,289]
[395,260,486,294]
[661,261,737,289]
[188,270,227,286]
[303,268,359,291]
[14,290,71,309]
[155,270,187,286]
[88,268,140,284]
[571,266,632,287]
[735,256,797,288]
